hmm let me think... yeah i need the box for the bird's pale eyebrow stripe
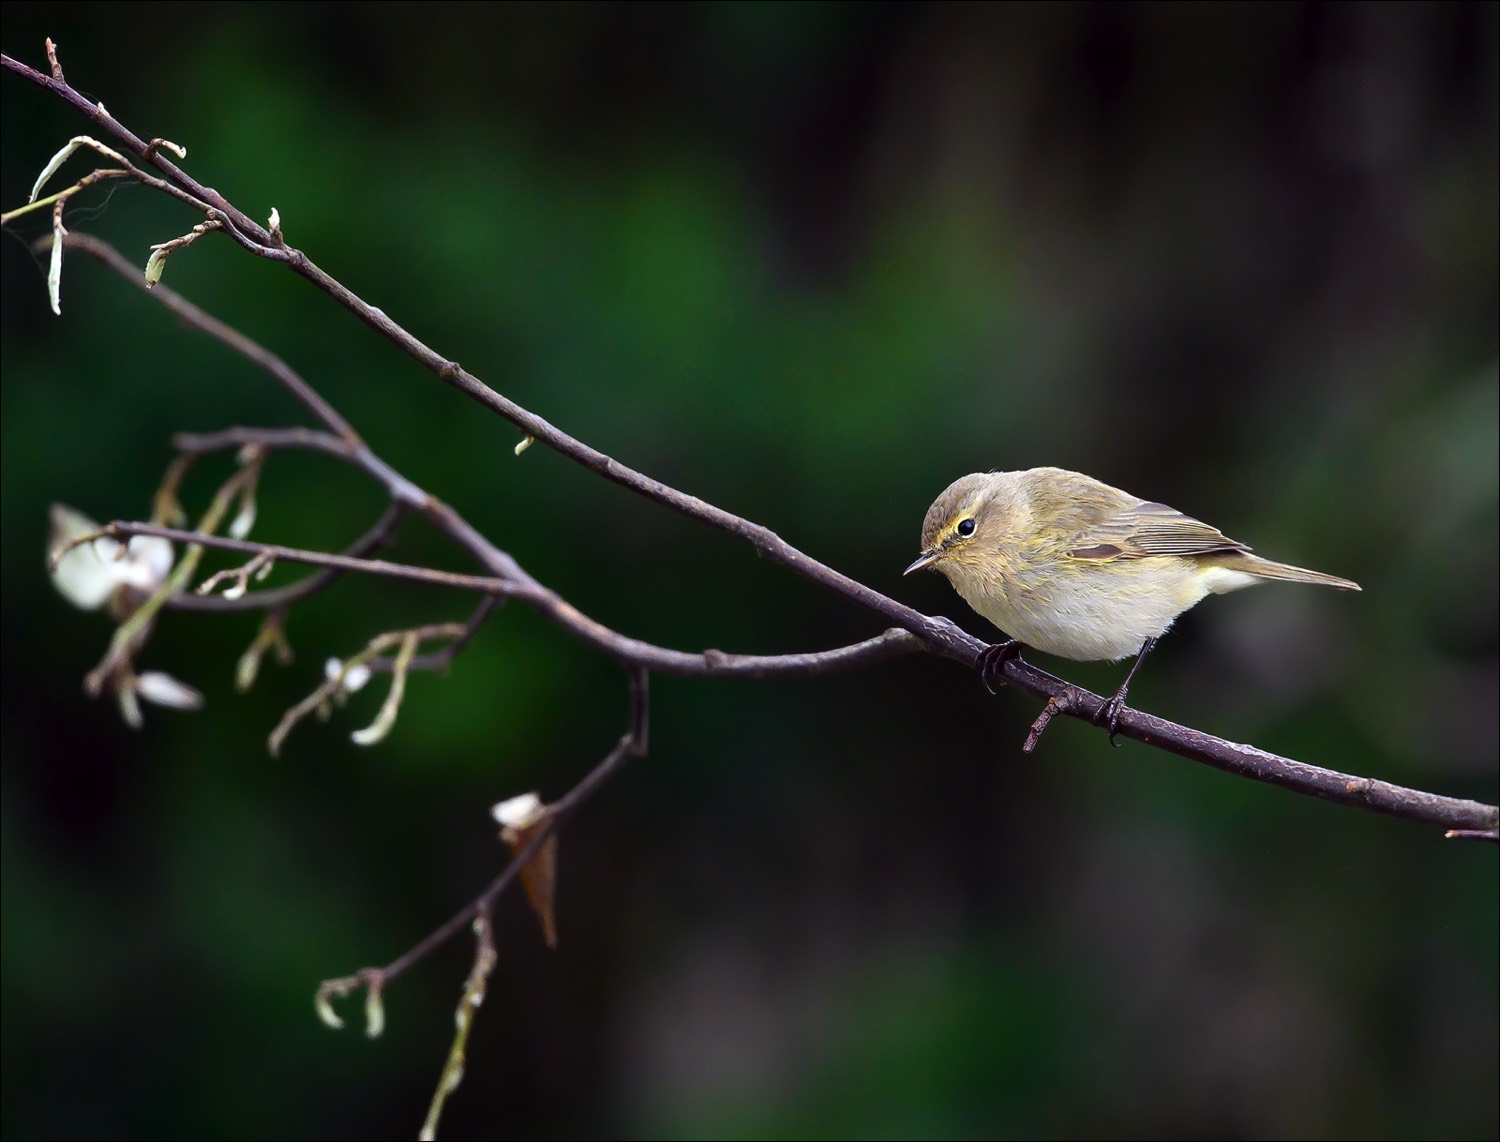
[1070,543,1123,559]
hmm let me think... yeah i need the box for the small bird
[905,467,1360,738]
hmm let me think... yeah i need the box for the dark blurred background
[3,3,1496,1139]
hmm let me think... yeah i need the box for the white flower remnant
[134,671,205,710]
[324,657,372,695]
[116,670,205,729]
[49,504,173,615]
[491,792,545,830]
[48,504,201,727]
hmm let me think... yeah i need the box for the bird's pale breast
[943,552,1222,662]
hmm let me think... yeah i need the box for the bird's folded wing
[1067,501,1251,560]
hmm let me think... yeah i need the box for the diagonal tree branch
[6,50,1494,843]
[102,513,1500,837]
[7,41,1495,1140]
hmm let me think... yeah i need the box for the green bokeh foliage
[3,4,1495,1139]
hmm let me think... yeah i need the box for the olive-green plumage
[906,467,1360,663]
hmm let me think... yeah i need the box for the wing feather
[1066,501,1250,561]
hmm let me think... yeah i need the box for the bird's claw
[977,640,1022,694]
[1099,692,1128,746]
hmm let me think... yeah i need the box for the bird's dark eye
[956,518,976,538]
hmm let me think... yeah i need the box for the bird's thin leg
[1100,637,1155,745]
[978,639,1023,694]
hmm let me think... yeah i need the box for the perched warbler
[905,467,1360,737]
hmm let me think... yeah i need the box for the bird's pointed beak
[904,549,940,576]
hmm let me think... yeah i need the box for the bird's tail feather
[1227,553,1361,591]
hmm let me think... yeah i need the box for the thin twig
[105,520,923,679]
[352,666,650,992]
[167,503,407,613]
